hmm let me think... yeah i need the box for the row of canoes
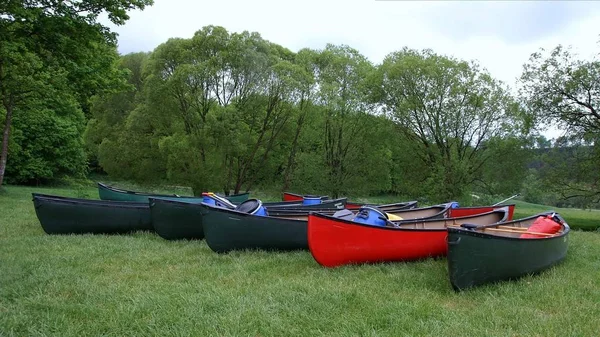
[31,183,570,291]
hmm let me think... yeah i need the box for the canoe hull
[309,214,448,267]
[447,224,569,291]
[32,194,152,234]
[150,198,204,240]
[449,204,515,220]
[308,209,509,267]
[201,204,308,253]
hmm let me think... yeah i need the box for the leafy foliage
[376,48,529,201]
[520,45,600,204]
[0,0,153,187]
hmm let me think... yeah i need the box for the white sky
[106,0,600,138]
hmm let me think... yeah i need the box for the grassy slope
[1,185,600,336]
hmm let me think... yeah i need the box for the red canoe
[307,207,511,268]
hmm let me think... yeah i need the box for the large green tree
[0,0,152,187]
[376,48,528,201]
[520,45,600,203]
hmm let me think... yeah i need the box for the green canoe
[32,193,152,234]
[97,182,250,203]
[201,202,308,253]
[151,200,449,242]
[447,212,570,291]
[150,197,204,240]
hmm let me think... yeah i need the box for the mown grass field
[1,184,600,336]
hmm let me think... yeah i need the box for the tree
[84,52,149,170]
[139,27,299,195]
[0,0,153,188]
[281,49,319,190]
[520,45,599,136]
[376,48,527,201]
[313,44,378,197]
[520,45,600,203]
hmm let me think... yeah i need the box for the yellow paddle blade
[386,213,403,221]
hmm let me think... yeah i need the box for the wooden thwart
[482,227,555,237]
[497,225,527,231]
[448,224,557,237]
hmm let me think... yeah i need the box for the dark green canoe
[150,197,204,240]
[201,203,308,253]
[153,201,446,241]
[32,193,152,234]
[97,182,250,203]
[447,212,570,291]
[225,192,251,203]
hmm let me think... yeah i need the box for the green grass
[2,184,600,336]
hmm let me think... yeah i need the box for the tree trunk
[0,103,13,188]
[283,112,306,190]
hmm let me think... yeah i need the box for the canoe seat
[235,199,262,214]
[333,209,354,220]
[521,216,562,238]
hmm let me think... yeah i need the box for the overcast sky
[108,0,600,87]
[106,0,600,137]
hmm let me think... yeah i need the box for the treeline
[2,9,598,206]
[80,26,530,201]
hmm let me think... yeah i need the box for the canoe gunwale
[32,194,148,209]
[98,182,180,198]
[447,227,570,241]
[309,208,509,233]
[203,203,307,223]
[447,216,571,242]
[148,197,201,206]
[99,182,249,200]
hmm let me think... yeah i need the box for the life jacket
[520,214,563,238]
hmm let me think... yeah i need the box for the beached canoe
[150,198,411,241]
[449,204,515,220]
[201,200,308,253]
[447,212,570,291]
[307,207,510,267]
[154,199,501,241]
[97,182,249,203]
[282,192,329,202]
[150,197,205,240]
[282,191,420,211]
[266,200,418,217]
[32,193,152,235]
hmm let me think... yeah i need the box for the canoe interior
[395,210,509,230]
[448,213,568,238]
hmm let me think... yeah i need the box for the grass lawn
[1,184,600,336]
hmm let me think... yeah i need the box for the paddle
[492,194,520,206]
